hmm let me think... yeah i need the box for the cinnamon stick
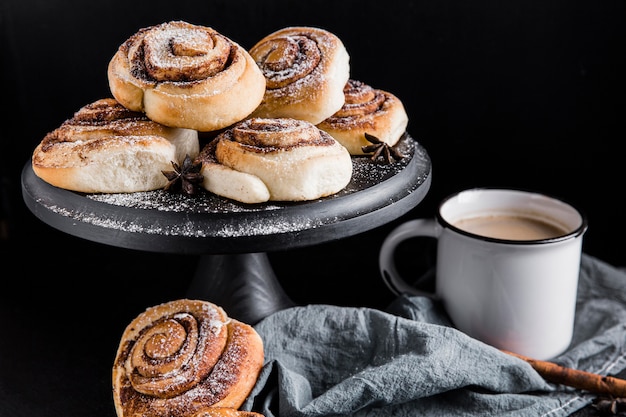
[503,350,626,397]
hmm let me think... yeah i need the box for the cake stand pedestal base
[187,252,295,324]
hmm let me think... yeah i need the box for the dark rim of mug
[436,187,589,245]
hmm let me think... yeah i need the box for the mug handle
[379,218,439,297]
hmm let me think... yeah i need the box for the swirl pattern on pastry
[107,20,266,131]
[196,118,353,203]
[317,79,409,155]
[248,26,350,125]
[112,299,264,417]
[31,98,199,193]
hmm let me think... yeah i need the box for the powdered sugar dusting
[87,190,282,213]
[145,26,214,72]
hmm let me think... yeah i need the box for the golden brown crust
[317,79,409,155]
[107,21,266,132]
[31,98,199,193]
[248,26,350,125]
[196,118,353,203]
[112,299,264,417]
[191,409,265,417]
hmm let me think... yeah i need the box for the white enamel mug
[379,188,588,359]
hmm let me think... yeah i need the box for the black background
[1,0,625,415]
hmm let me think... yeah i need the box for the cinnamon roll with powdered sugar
[197,117,353,203]
[31,98,199,193]
[107,20,266,132]
[112,299,264,417]
[317,79,409,155]
[248,26,350,125]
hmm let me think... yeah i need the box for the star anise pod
[593,396,626,415]
[162,154,204,195]
[361,132,406,163]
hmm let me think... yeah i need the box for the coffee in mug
[379,188,587,360]
[453,214,568,241]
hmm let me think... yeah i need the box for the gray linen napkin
[246,254,626,416]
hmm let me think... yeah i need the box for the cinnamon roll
[197,118,353,203]
[317,79,409,155]
[107,21,266,132]
[112,299,264,417]
[248,26,350,125]
[31,98,199,193]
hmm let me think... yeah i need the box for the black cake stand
[22,135,432,323]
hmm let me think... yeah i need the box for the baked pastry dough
[197,118,353,203]
[317,79,409,155]
[112,299,264,417]
[248,26,350,125]
[190,409,264,417]
[31,98,199,193]
[107,20,266,132]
